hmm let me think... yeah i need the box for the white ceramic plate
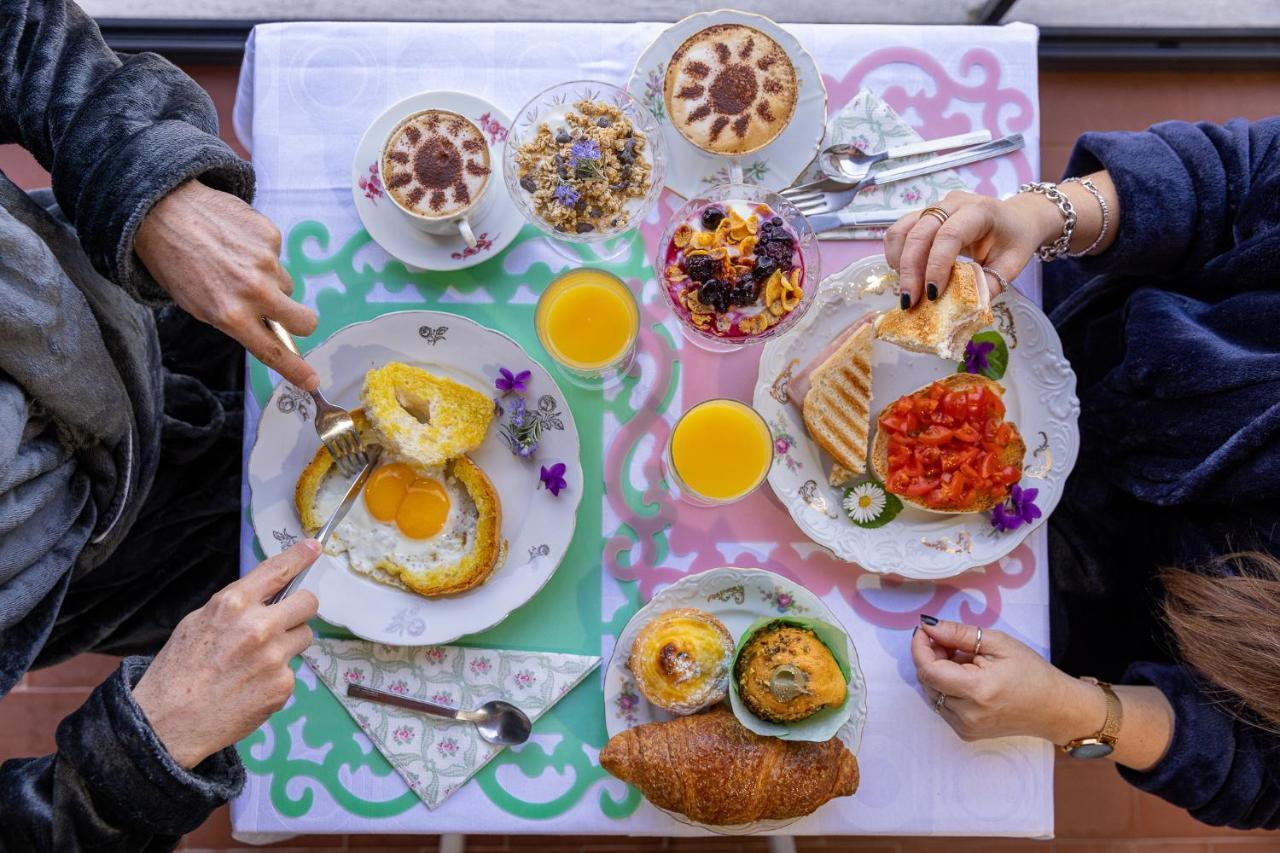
[352,91,525,271]
[627,10,828,198]
[603,566,867,835]
[248,311,582,644]
[754,256,1080,579]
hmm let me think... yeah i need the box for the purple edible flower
[495,366,531,395]
[990,484,1041,533]
[554,184,580,207]
[539,462,568,497]
[964,339,996,375]
[568,139,601,165]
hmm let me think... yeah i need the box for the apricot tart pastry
[628,608,734,714]
[734,621,848,723]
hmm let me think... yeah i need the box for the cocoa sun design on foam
[663,24,798,157]
[383,109,491,218]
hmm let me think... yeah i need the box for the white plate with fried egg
[248,311,582,644]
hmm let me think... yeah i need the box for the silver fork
[262,318,368,478]
[782,133,1025,216]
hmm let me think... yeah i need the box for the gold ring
[973,626,983,657]
[934,693,947,714]
[921,206,950,225]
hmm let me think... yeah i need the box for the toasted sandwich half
[801,320,874,483]
[875,261,992,360]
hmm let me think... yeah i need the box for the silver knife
[269,443,383,606]
[808,207,922,234]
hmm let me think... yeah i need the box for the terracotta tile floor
[2,59,1278,850]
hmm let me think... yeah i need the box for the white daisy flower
[843,482,887,523]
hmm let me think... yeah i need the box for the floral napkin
[302,638,600,808]
[802,88,970,240]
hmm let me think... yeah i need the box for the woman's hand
[135,180,319,391]
[130,541,321,768]
[911,615,1106,745]
[884,189,1063,307]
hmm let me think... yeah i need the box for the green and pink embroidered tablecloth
[232,20,1052,838]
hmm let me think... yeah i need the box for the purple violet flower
[991,484,1041,533]
[495,366,531,395]
[554,184,580,207]
[539,462,568,497]
[569,139,601,165]
[964,339,996,375]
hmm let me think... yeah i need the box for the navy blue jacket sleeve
[0,658,244,851]
[1118,661,1280,829]
[1061,117,1280,278]
[0,0,254,301]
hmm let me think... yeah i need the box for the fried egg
[294,408,505,598]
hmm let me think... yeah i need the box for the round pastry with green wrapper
[734,619,849,724]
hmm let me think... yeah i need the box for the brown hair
[1162,551,1280,730]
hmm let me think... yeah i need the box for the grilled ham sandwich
[796,317,875,486]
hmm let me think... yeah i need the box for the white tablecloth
[231,19,1051,839]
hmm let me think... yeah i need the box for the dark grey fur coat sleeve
[0,0,255,301]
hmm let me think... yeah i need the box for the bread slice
[360,362,493,470]
[869,374,1025,514]
[801,321,874,478]
[875,261,992,360]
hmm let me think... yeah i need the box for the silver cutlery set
[787,130,1025,233]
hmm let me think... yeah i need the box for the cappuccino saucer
[626,10,827,198]
[352,91,523,271]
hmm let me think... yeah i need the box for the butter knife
[808,207,923,235]
[269,443,383,606]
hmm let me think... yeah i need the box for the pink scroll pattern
[604,48,1041,632]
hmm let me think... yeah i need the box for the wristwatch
[1063,677,1122,758]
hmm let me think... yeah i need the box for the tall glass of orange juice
[664,399,774,505]
[535,267,639,387]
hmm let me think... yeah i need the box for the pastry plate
[247,310,582,644]
[626,9,828,198]
[352,91,524,271]
[754,256,1080,579]
[603,566,867,834]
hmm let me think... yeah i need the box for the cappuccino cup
[380,109,494,247]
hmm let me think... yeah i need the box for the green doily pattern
[239,221,651,820]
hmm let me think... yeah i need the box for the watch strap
[1077,676,1122,747]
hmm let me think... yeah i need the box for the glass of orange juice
[664,399,774,505]
[535,267,640,387]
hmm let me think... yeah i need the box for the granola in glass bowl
[505,81,666,242]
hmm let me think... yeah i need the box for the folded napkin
[802,88,970,240]
[302,638,600,808]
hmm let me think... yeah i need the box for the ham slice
[789,312,876,409]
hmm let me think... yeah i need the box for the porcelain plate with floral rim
[604,566,867,835]
[754,256,1080,579]
[626,9,827,198]
[248,311,582,644]
[352,91,525,271]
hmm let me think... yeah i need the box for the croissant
[600,706,859,825]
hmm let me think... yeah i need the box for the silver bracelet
[1062,176,1110,257]
[1017,181,1076,262]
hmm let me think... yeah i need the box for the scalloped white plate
[754,256,1080,579]
[603,566,866,835]
[247,311,581,644]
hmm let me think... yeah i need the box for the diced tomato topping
[878,381,1021,511]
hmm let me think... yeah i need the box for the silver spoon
[818,129,991,185]
[346,683,533,746]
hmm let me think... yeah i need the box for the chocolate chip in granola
[596,117,612,128]
[589,207,603,218]
[555,130,571,144]
[519,176,537,194]
[575,221,595,233]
